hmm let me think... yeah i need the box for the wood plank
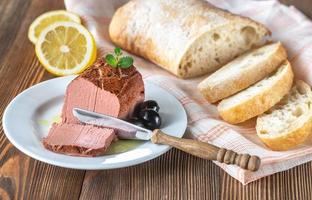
[221,162,312,200]
[0,0,31,64]
[80,149,312,200]
[79,149,221,200]
[280,0,312,18]
[0,0,85,199]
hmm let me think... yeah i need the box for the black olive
[139,109,162,130]
[127,118,145,128]
[131,102,144,118]
[140,100,160,112]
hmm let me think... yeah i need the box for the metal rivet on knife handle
[151,129,261,171]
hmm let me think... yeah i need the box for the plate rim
[2,76,187,170]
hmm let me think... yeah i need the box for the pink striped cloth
[65,0,312,184]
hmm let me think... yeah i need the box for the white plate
[3,76,187,169]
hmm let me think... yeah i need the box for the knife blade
[72,108,152,140]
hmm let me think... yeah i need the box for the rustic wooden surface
[280,0,312,17]
[0,0,311,199]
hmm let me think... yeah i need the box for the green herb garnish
[105,47,133,69]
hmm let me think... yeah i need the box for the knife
[73,108,261,171]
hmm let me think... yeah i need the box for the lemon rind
[28,10,81,44]
[35,21,96,76]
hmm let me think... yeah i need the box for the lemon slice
[35,22,97,76]
[28,10,81,44]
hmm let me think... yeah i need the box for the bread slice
[256,80,312,151]
[198,42,287,103]
[218,60,294,124]
[109,0,270,78]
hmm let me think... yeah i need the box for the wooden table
[1,0,312,199]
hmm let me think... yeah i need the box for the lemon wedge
[28,10,81,44]
[35,22,97,76]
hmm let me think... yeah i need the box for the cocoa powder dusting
[81,59,139,95]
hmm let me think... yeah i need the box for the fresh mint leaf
[105,54,117,67]
[104,47,134,69]
[118,56,133,69]
[114,47,122,56]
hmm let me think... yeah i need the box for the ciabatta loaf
[109,0,270,78]
[218,61,294,124]
[198,42,287,103]
[256,81,312,151]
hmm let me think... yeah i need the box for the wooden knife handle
[151,129,261,171]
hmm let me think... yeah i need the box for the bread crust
[198,42,287,103]
[257,116,312,151]
[218,61,294,124]
[256,80,312,151]
[109,0,270,78]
